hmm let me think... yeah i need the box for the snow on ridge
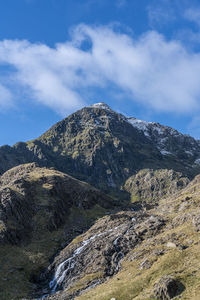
[126,116,191,156]
[89,104,194,141]
[127,117,183,140]
[89,102,112,111]
[127,117,151,137]
[88,104,198,157]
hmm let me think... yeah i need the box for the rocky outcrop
[154,275,179,299]
[35,212,165,299]
[125,169,189,206]
[65,173,200,300]
[0,163,117,300]
[0,163,115,245]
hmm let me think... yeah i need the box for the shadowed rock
[154,275,181,299]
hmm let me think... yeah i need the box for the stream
[40,226,121,299]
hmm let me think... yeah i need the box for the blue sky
[1,0,200,145]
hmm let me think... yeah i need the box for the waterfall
[40,225,122,299]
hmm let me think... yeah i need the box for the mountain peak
[89,102,112,111]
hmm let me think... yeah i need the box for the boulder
[154,275,178,299]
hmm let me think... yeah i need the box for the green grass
[0,202,111,300]
[76,187,200,300]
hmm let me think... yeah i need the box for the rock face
[125,169,190,206]
[0,163,114,245]
[0,103,200,197]
[0,164,199,300]
[0,163,116,300]
[66,173,200,300]
[127,116,200,159]
[36,212,165,299]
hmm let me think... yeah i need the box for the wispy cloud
[147,1,177,28]
[184,7,200,26]
[116,0,127,8]
[0,83,13,108]
[1,24,200,115]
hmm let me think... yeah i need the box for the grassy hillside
[74,176,200,300]
[0,163,115,300]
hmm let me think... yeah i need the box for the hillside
[0,163,115,299]
[35,172,200,300]
[0,103,200,199]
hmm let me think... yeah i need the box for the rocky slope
[36,211,165,300]
[0,163,115,299]
[34,172,200,300]
[127,116,200,159]
[124,169,190,207]
[1,103,200,300]
[0,103,200,198]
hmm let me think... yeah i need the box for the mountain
[1,103,200,300]
[0,163,115,299]
[0,102,200,199]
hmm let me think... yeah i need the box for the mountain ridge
[0,102,200,198]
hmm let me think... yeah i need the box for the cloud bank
[0,24,200,115]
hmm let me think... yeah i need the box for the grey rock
[192,214,200,231]
[154,275,178,299]
[37,212,165,299]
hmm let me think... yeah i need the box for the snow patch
[160,150,172,156]
[127,117,151,137]
[152,125,165,135]
[185,150,194,156]
[90,102,112,111]
[194,158,200,165]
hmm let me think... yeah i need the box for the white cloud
[0,83,13,108]
[148,6,176,28]
[1,24,200,114]
[147,0,177,28]
[184,7,200,27]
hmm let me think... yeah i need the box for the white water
[113,237,120,246]
[48,226,121,294]
[49,235,99,292]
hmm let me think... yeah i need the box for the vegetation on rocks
[75,173,200,300]
[0,163,115,299]
[125,169,190,206]
[1,104,200,299]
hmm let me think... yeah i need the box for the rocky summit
[1,103,200,197]
[1,103,200,299]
